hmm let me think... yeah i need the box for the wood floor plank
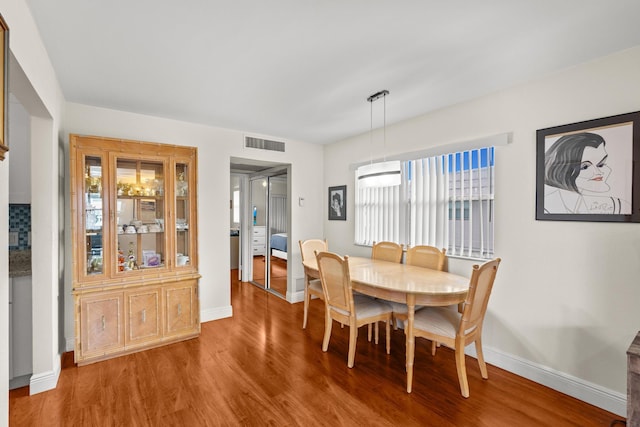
[9,271,624,426]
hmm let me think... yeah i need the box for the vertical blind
[355,147,495,259]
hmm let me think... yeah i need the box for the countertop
[9,250,31,277]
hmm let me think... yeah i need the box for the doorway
[230,158,290,299]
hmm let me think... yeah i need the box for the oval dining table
[302,255,470,393]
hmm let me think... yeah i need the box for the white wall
[8,95,30,203]
[62,103,324,344]
[324,46,640,415]
[0,0,66,423]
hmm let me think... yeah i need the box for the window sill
[447,253,495,262]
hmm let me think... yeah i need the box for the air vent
[245,136,285,152]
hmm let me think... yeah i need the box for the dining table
[302,255,470,393]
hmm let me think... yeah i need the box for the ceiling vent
[245,136,285,152]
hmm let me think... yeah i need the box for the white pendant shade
[357,160,401,188]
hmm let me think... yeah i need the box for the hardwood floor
[9,270,623,426]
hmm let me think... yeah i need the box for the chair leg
[392,314,398,331]
[347,321,358,368]
[322,310,333,352]
[454,339,470,398]
[367,323,372,342]
[374,322,379,344]
[385,318,391,354]
[475,338,488,379]
[302,285,310,329]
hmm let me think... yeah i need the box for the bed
[270,233,288,260]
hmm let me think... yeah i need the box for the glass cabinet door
[84,156,105,276]
[175,162,190,267]
[115,158,166,272]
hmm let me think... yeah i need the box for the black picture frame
[536,111,640,222]
[328,185,346,220]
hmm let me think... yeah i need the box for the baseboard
[201,305,233,323]
[9,374,31,390]
[29,356,61,395]
[65,337,75,352]
[468,345,626,417]
[287,289,305,303]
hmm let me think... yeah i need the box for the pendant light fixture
[356,90,401,188]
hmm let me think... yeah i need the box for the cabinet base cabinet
[165,281,199,338]
[74,278,200,365]
[77,292,125,361]
[126,287,162,346]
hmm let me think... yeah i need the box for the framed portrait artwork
[0,15,8,161]
[535,111,640,222]
[328,185,346,220]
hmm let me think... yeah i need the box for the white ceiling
[24,0,640,144]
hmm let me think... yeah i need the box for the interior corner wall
[61,103,324,342]
[323,45,640,415]
[1,0,67,421]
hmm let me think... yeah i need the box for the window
[355,147,495,259]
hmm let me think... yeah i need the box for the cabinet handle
[178,303,182,316]
[101,315,106,331]
[141,309,146,323]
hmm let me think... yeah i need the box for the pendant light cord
[367,89,390,165]
[383,92,387,162]
[370,97,374,166]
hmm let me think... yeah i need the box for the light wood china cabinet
[70,134,199,365]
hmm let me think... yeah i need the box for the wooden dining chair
[389,246,447,330]
[299,239,328,329]
[371,241,403,263]
[406,258,501,397]
[406,245,447,270]
[315,251,393,368]
[369,241,403,339]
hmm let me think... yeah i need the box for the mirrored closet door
[249,173,288,296]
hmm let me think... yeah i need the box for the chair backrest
[459,258,501,336]
[299,239,328,262]
[371,241,403,263]
[406,246,446,271]
[315,251,353,314]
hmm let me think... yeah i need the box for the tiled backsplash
[9,204,31,250]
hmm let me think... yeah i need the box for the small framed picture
[328,185,346,221]
[536,110,640,222]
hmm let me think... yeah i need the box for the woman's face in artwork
[575,144,611,193]
[332,195,341,211]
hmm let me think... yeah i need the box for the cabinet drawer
[252,236,265,245]
[252,226,266,237]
